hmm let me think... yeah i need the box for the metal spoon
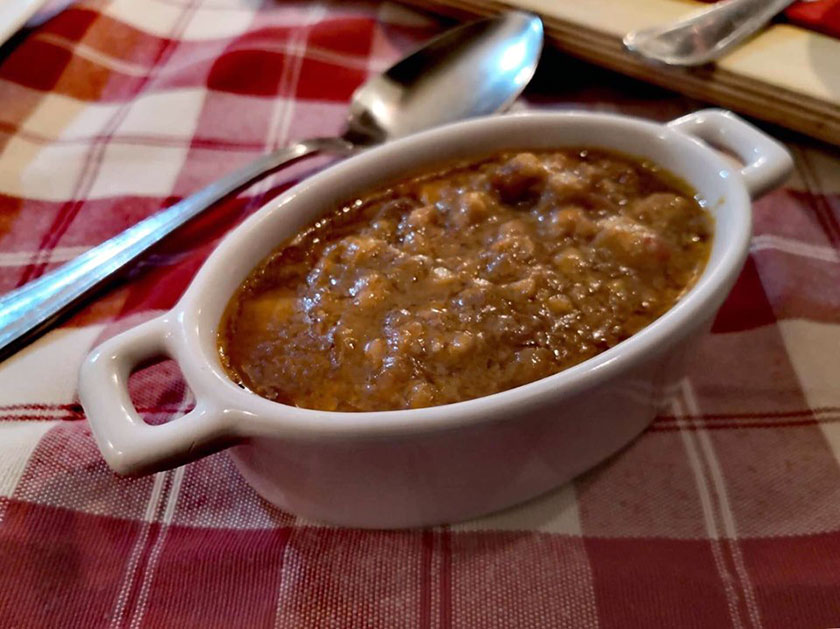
[0,11,543,359]
[623,0,797,67]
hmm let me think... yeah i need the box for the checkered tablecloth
[702,0,840,38]
[1,1,839,627]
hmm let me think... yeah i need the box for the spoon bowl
[346,12,543,143]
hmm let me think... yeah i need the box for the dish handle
[78,316,234,476]
[667,109,793,199]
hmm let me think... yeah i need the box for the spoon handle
[0,136,352,360]
[624,0,796,67]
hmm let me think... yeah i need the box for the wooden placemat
[402,0,840,146]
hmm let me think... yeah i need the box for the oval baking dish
[79,109,792,528]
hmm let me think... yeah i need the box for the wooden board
[402,0,840,146]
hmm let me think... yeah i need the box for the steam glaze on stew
[219,150,712,411]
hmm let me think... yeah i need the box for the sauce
[219,150,712,411]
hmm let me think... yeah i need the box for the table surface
[1,1,839,627]
[402,0,840,146]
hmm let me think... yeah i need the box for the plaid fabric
[785,0,840,37]
[701,0,840,38]
[1,1,840,627]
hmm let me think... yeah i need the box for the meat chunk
[490,153,547,203]
[545,170,588,202]
[451,191,491,228]
[544,207,597,239]
[593,216,672,270]
[632,192,694,231]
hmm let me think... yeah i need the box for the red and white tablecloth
[1,1,839,627]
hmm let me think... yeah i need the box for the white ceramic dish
[79,109,792,529]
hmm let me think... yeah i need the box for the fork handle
[0,136,353,361]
